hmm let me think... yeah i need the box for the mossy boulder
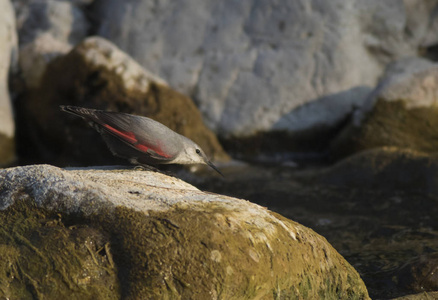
[313,147,438,194]
[0,164,370,299]
[330,58,438,160]
[19,36,228,167]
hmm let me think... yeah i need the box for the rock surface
[0,0,18,166]
[19,36,228,166]
[0,164,370,299]
[92,0,438,142]
[330,58,438,160]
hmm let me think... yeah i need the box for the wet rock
[313,147,438,194]
[92,1,438,146]
[390,291,438,300]
[0,164,370,299]
[331,58,438,160]
[0,0,18,167]
[20,36,228,167]
[397,253,438,294]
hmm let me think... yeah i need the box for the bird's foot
[134,164,159,172]
[134,164,172,176]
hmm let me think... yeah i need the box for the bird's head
[177,137,223,176]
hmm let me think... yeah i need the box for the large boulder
[330,57,438,160]
[316,147,438,194]
[0,0,18,167]
[20,36,228,167]
[0,164,370,299]
[92,0,438,149]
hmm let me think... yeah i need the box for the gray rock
[13,0,89,46]
[0,164,370,299]
[13,0,90,88]
[92,0,438,139]
[0,0,18,166]
[19,33,71,88]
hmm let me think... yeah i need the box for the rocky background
[1,0,438,299]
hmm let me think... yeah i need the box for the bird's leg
[134,164,173,176]
[134,164,160,172]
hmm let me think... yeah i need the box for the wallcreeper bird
[60,105,223,176]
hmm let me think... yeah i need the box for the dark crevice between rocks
[419,43,438,62]
[219,111,352,167]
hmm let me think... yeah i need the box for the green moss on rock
[0,200,120,300]
[89,203,369,300]
[330,100,438,160]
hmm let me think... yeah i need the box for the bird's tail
[60,105,97,119]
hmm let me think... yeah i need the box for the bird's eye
[196,149,201,155]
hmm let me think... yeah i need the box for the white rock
[13,0,91,88]
[93,0,437,138]
[356,57,438,125]
[13,0,89,46]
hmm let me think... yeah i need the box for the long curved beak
[206,160,224,177]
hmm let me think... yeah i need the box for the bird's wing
[64,106,175,161]
[95,111,175,161]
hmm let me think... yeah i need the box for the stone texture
[20,36,228,167]
[0,164,370,299]
[92,0,438,143]
[330,57,438,160]
[0,206,120,299]
[0,0,18,166]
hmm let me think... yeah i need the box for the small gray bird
[60,105,223,176]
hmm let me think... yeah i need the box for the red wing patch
[104,124,171,158]
[104,124,137,144]
[134,143,150,152]
[135,143,171,158]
